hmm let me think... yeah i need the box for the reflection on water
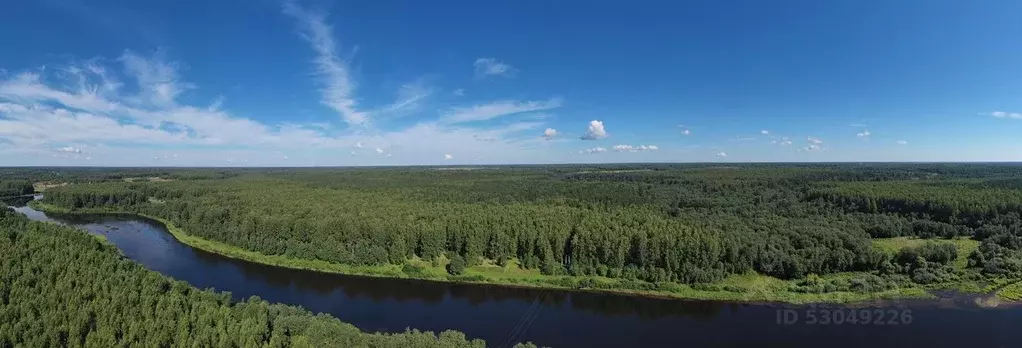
[7,200,1022,348]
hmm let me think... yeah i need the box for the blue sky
[2,0,1022,166]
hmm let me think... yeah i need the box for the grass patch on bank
[872,236,980,269]
[29,201,941,304]
[996,281,1022,302]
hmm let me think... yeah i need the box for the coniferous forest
[16,163,1022,299]
[0,208,507,348]
[9,163,1022,345]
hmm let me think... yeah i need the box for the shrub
[446,255,466,275]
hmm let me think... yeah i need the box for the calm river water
[7,198,1022,348]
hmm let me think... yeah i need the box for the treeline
[0,208,539,348]
[38,164,1022,289]
[0,180,33,197]
[812,181,1022,276]
[0,167,237,184]
[43,168,892,283]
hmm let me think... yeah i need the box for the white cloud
[542,128,557,140]
[440,98,562,124]
[282,2,367,125]
[0,8,583,166]
[474,58,515,78]
[729,137,757,142]
[716,151,727,158]
[0,55,568,166]
[991,111,1022,119]
[55,146,82,154]
[581,147,607,154]
[119,50,192,106]
[350,151,356,156]
[355,141,363,148]
[612,144,658,152]
[677,125,691,135]
[374,82,432,117]
[375,147,384,154]
[801,144,823,152]
[801,137,824,152]
[444,153,453,160]
[856,130,871,138]
[580,120,608,140]
[760,130,769,135]
[896,140,908,145]
[777,137,793,146]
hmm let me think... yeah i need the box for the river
[7,198,1022,347]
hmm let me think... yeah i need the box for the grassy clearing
[29,201,940,304]
[872,236,980,269]
[996,281,1022,301]
[32,182,67,192]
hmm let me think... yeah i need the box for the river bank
[28,200,986,305]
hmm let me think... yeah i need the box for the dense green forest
[0,207,539,348]
[0,180,33,197]
[24,163,1022,299]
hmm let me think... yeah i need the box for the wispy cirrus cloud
[990,111,1022,119]
[0,3,575,166]
[474,58,515,78]
[282,2,367,125]
[0,50,563,166]
[440,98,562,124]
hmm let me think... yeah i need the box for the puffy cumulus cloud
[375,147,384,154]
[677,125,691,135]
[896,140,908,145]
[807,137,823,145]
[444,154,453,160]
[542,128,557,140]
[716,151,727,158]
[760,130,769,135]
[583,147,607,154]
[473,58,515,78]
[580,120,608,140]
[856,130,871,138]
[611,144,659,152]
[355,141,364,148]
[991,111,1022,119]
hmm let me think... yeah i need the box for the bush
[446,255,466,275]
[540,260,564,276]
[402,263,427,276]
[895,242,957,266]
